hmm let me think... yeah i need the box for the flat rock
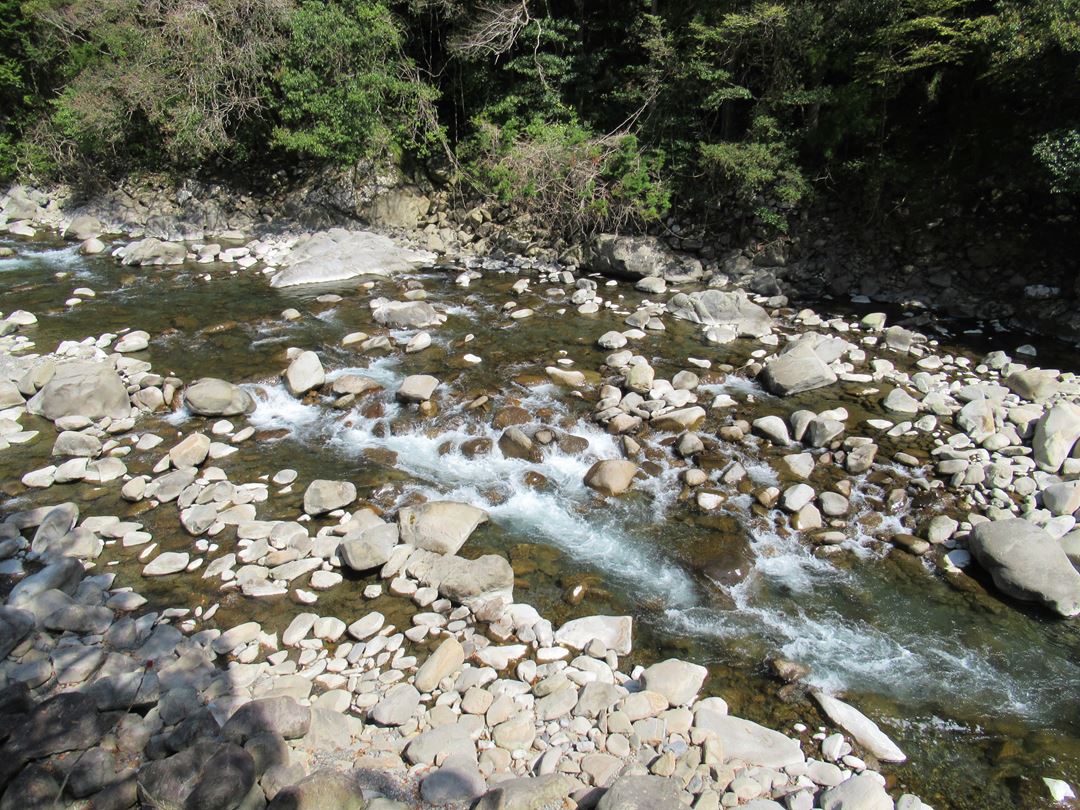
[596,775,683,809]
[693,709,805,768]
[303,479,356,515]
[820,773,895,810]
[640,658,708,706]
[397,374,440,402]
[269,229,435,288]
[555,615,632,656]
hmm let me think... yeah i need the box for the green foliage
[465,115,668,235]
[270,0,437,164]
[1034,130,1080,196]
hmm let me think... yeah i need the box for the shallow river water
[2,237,1079,809]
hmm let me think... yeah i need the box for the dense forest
[1,0,1078,234]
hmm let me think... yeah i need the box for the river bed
[2,236,1079,809]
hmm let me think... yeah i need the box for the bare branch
[449,0,530,59]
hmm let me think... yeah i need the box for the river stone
[0,607,34,659]
[405,720,475,766]
[652,406,707,431]
[1005,368,1059,402]
[348,611,385,641]
[222,696,312,743]
[667,290,772,337]
[30,502,79,551]
[1044,482,1080,517]
[370,683,420,726]
[1061,529,1080,566]
[421,753,486,805]
[555,615,632,656]
[267,768,367,810]
[114,330,149,353]
[397,374,440,402]
[369,186,430,228]
[27,361,130,421]
[820,773,895,810]
[587,234,699,280]
[474,774,577,810]
[52,430,101,457]
[399,501,488,554]
[65,214,103,241]
[8,557,84,606]
[640,658,708,706]
[883,387,920,415]
[438,554,515,608]
[286,351,325,396]
[596,775,683,809]
[760,343,838,396]
[492,712,536,750]
[693,709,805,768]
[0,380,23,409]
[584,460,638,496]
[44,604,114,635]
[303,479,356,515]
[119,237,186,265]
[753,416,790,445]
[969,518,1080,617]
[374,300,443,329]
[415,637,465,693]
[169,432,211,468]
[0,692,110,785]
[184,378,255,416]
[1033,403,1080,472]
[142,552,190,576]
[269,229,435,288]
[813,692,906,762]
[339,523,398,571]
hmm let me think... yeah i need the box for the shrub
[1034,129,1080,196]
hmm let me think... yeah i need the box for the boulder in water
[969,518,1080,617]
[285,351,325,397]
[586,234,702,280]
[269,229,435,288]
[398,501,488,555]
[584,459,638,496]
[117,237,187,266]
[1033,403,1080,473]
[812,691,906,762]
[760,342,837,396]
[373,300,444,329]
[184,378,255,416]
[554,615,632,655]
[303,480,356,516]
[27,361,130,422]
[667,290,772,337]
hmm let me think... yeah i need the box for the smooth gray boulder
[118,237,187,266]
[760,343,838,396]
[373,300,445,329]
[398,501,488,554]
[368,186,430,229]
[1033,403,1080,472]
[438,554,515,609]
[554,615,632,656]
[285,351,325,396]
[0,606,34,659]
[396,374,440,402]
[667,289,772,337]
[820,773,895,810]
[222,696,312,743]
[338,523,398,571]
[474,774,577,810]
[266,769,367,810]
[184,378,255,416]
[270,229,435,288]
[969,518,1080,617]
[303,479,356,516]
[27,362,130,421]
[692,709,805,768]
[370,683,420,726]
[640,659,708,706]
[587,235,701,280]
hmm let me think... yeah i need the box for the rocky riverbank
[0,180,1078,809]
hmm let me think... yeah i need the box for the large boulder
[584,459,639,496]
[27,361,130,421]
[398,501,488,554]
[367,187,430,229]
[1032,403,1080,473]
[586,235,702,281]
[184,378,255,416]
[64,214,103,241]
[438,554,515,608]
[270,229,435,288]
[285,351,325,396]
[303,480,356,516]
[667,290,772,338]
[554,615,632,656]
[969,519,1080,617]
[117,237,187,266]
[760,342,838,396]
[820,773,895,810]
[640,659,708,706]
[692,710,805,768]
[397,374,440,402]
[373,300,444,329]
[338,524,398,571]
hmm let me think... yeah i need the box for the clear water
[2,236,1079,808]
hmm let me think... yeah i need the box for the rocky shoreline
[0,180,1078,809]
